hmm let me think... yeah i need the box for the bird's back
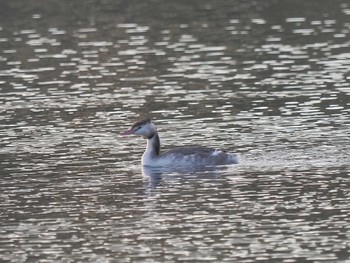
[162,145,238,166]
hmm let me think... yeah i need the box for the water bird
[121,118,238,167]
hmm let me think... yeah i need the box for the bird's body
[121,118,238,167]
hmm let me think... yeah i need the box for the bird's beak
[120,129,135,136]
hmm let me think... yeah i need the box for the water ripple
[1,0,350,262]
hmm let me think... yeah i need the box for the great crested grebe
[121,118,239,167]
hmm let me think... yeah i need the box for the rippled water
[1,0,350,262]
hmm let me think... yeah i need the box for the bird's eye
[136,126,142,130]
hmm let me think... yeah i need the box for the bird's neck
[145,130,160,157]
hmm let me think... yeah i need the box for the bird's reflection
[141,165,232,190]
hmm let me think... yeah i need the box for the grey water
[1,0,350,262]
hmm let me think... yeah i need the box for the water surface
[1,0,350,262]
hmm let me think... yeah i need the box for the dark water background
[1,0,350,262]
